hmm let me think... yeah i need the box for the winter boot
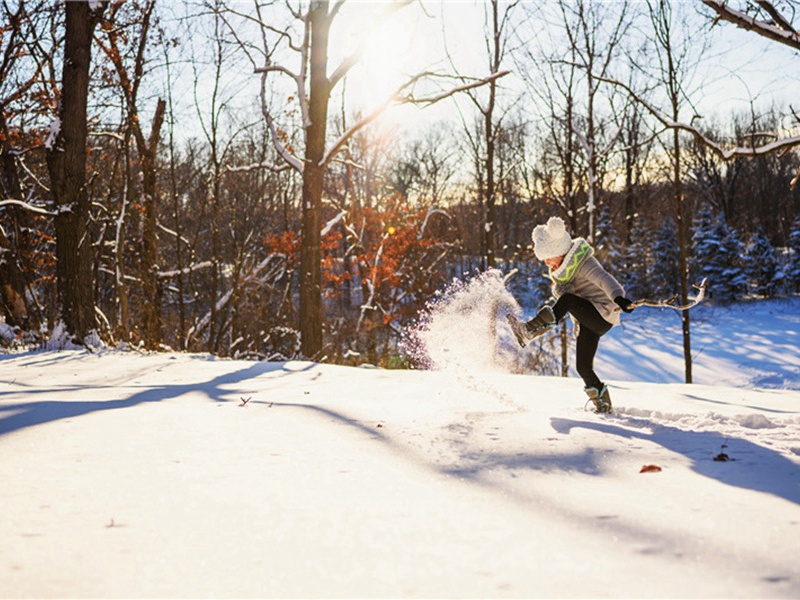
[585,384,612,413]
[506,306,556,348]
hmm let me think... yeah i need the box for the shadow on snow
[551,416,800,506]
[0,357,315,438]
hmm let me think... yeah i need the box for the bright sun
[333,4,427,113]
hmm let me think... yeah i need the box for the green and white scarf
[549,237,594,287]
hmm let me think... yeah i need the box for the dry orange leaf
[640,465,662,473]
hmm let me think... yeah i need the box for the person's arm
[582,257,625,300]
[585,259,635,312]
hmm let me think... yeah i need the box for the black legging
[552,293,612,390]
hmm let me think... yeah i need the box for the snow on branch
[418,207,450,239]
[226,160,293,174]
[259,71,304,173]
[702,0,800,51]
[0,199,54,216]
[321,70,509,167]
[158,261,214,279]
[357,232,390,333]
[321,210,346,237]
[187,253,287,342]
[599,74,800,161]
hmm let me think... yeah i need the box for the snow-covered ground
[1,291,799,598]
[599,296,800,390]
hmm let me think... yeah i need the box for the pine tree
[651,216,680,296]
[788,215,800,293]
[744,228,781,297]
[692,206,746,303]
[595,205,624,276]
[622,218,652,300]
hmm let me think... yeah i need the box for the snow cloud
[401,269,519,373]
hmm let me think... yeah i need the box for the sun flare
[333,4,427,112]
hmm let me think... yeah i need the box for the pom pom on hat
[532,216,573,260]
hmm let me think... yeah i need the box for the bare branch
[0,199,54,216]
[259,71,304,173]
[600,74,800,160]
[701,0,800,50]
[321,71,509,167]
[404,71,510,106]
[328,0,414,89]
[226,161,293,174]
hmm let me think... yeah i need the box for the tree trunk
[674,126,693,383]
[141,99,166,350]
[45,1,104,342]
[0,106,32,328]
[484,0,499,270]
[299,1,331,358]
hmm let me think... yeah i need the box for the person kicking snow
[507,216,635,413]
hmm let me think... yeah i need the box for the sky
[323,1,800,135]
[158,1,800,160]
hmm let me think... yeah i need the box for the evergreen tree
[692,206,746,303]
[651,217,680,296]
[788,215,800,293]
[690,203,716,283]
[744,228,782,297]
[595,205,624,276]
[622,219,652,300]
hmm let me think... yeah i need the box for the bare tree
[222,0,507,357]
[643,0,709,384]
[45,1,107,343]
[0,0,55,330]
[96,0,166,350]
[560,0,631,243]
[459,0,519,269]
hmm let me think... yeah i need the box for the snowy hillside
[1,293,799,598]
[599,296,800,390]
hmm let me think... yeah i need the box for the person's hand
[615,296,635,313]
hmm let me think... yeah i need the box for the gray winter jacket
[549,238,625,326]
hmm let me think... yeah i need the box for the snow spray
[401,269,522,373]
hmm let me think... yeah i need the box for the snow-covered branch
[186,253,286,343]
[701,0,800,51]
[321,210,346,237]
[0,199,54,216]
[321,70,509,167]
[259,70,304,173]
[225,160,293,174]
[357,232,390,333]
[418,207,450,239]
[157,261,214,279]
[599,74,800,160]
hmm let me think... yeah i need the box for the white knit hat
[532,216,573,260]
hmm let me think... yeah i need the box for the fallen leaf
[640,465,662,473]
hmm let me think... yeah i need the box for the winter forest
[2,0,800,373]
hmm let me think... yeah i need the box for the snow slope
[1,349,799,598]
[599,296,800,390]
[1,285,799,598]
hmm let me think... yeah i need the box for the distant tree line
[1,0,799,370]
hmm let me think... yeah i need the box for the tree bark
[484,0,499,270]
[45,1,105,342]
[141,99,166,350]
[299,1,331,357]
[0,106,32,328]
